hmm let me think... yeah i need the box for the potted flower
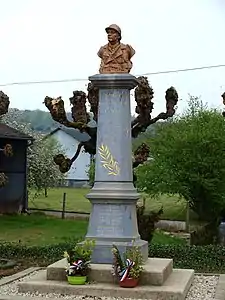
[63,239,95,285]
[112,244,144,288]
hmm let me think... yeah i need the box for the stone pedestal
[18,258,195,299]
[84,74,148,263]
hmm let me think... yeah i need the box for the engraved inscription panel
[96,205,124,237]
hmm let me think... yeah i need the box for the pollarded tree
[43,77,178,178]
[0,91,12,188]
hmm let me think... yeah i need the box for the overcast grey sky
[0,0,225,116]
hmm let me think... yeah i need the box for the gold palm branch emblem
[98,144,120,176]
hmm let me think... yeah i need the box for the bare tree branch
[133,143,150,168]
[47,77,178,177]
[46,90,98,174]
[131,77,178,138]
[87,83,99,122]
[43,96,88,131]
[69,91,90,125]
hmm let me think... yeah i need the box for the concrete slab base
[17,258,194,300]
[215,274,225,300]
[0,267,42,287]
[47,257,173,286]
[18,268,194,300]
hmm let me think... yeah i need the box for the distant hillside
[6,108,162,138]
[8,108,70,133]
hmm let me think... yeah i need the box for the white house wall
[52,130,90,180]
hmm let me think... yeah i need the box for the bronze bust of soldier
[98,24,135,74]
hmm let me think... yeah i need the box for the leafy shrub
[136,97,225,224]
[0,239,81,265]
[136,205,163,243]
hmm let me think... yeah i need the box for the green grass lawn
[0,214,87,245]
[142,193,198,222]
[29,187,198,222]
[0,215,185,246]
[29,188,91,213]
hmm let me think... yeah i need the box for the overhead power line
[140,64,225,76]
[0,78,88,87]
[0,63,225,87]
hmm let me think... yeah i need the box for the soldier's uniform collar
[103,43,126,50]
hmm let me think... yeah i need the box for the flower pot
[67,275,87,285]
[119,277,139,288]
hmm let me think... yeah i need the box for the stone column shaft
[84,74,148,264]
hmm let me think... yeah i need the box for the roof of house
[47,125,91,142]
[0,124,33,140]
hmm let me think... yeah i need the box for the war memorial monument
[17,24,194,299]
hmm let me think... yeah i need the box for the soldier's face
[107,29,119,44]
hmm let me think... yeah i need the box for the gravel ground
[0,271,219,299]
[186,275,219,300]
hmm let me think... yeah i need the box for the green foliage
[0,240,79,264]
[64,239,95,276]
[136,96,225,223]
[28,136,65,198]
[136,205,163,242]
[125,246,144,279]
[132,122,161,151]
[149,244,225,272]
[1,241,225,272]
[64,239,95,264]
[112,244,144,280]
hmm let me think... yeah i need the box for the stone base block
[83,239,148,264]
[18,268,194,300]
[47,257,173,286]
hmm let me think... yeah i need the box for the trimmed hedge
[149,244,225,272]
[0,239,81,265]
[1,240,225,272]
